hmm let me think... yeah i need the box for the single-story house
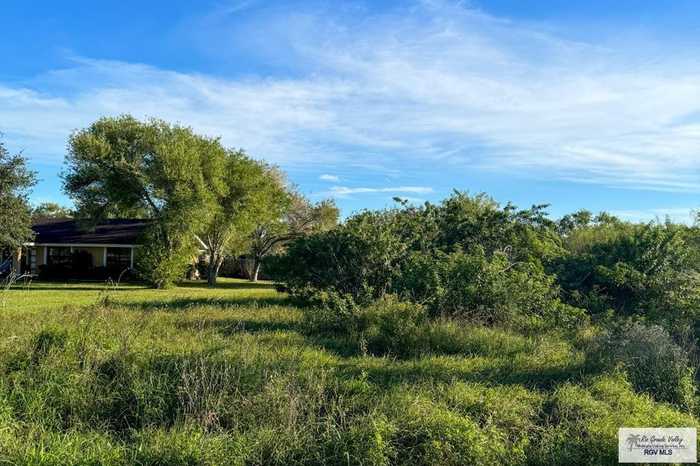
[7,219,150,279]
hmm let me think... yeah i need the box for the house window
[106,248,132,271]
[47,247,72,266]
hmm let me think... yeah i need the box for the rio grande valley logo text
[619,428,696,463]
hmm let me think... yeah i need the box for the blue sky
[3,0,700,222]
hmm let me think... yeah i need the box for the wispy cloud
[3,0,700,193]
[319,174,340,182]
[324,185,434,198]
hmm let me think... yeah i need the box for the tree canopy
[200,153,289,285]
[63,115,333,287]
[64,115,227,287]
[0,139,36,249]
[248,191,339,281]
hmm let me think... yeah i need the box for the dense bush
[274,196,700,344]
[269,209,410,303]
[430,192,561,262]
[434,249,576,324]
[585,321,696,410]
[271,192,584,328]
[552,220,700,320]
[302,294,427,357]
[301,289,368,335]
[136,232,195,288]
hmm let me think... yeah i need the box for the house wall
[20,244,136,277]
[30,245,108,270]
[35,246,46,267]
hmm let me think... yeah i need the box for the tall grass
[0,280,696,465]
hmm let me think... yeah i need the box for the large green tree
[63,116,227,287]
[0,139,36,251]
[200,153,288,286]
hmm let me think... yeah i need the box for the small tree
[0,139,36,269]
[247,192,338,281]
[200,153,287,286]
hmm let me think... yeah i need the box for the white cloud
[324,185,433,198]
[3,1,700,193]
[320,174,340,182]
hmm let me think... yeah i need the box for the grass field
[1,279,284,313]
[0,278,697,465]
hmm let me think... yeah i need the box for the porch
[13,243,136,279]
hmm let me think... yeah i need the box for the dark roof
[31,219,150,245]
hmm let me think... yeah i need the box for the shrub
[432,192,561,262]
[270,209,409,303]
[301,289,367,335]
[364,297,428,357]
[136,238,193,289]
[303,294,427,357]
[392,251,447,307]
[395,248,587,328]
[271,192,565,325]
[287,244,585,330]
[585,321,696,410]
[553,222,700,320]
[436,249,564,325]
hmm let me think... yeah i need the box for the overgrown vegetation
[0,280,697,465]
[270,192,700,417]
[6,118,700,464]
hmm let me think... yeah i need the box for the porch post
[103,248,108,267]
[130,248,134,269]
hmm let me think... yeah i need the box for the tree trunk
[11,248,22,275]
[207,253,218,287]
[207,254,226,287]
[251,258,261,282]
[207,268,217,287]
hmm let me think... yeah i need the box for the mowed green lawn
[1,278,284,313]
[0,279,697,465]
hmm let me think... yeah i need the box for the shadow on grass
[171,316,592,390]
[336,355,591,390]
[119,295,292,311]
[177,280,276,291]
[172,313,362,357]
[175,317,301,335]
